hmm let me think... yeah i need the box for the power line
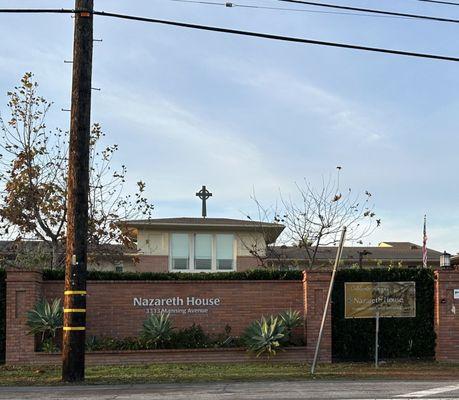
[416,0,459,6]
[93,10,459,62]
[168,0,413,19]
[275,0,459,24]
[1,8,459,62]
[1,4,459,24]
[0,8,75,14]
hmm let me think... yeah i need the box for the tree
[249,169,380,269]
[0,73,153,268]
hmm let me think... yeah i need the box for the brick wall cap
[434,270,459,281]
[6,268,43,283]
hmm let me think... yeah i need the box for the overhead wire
[168,0,413,19]
[1,8,459,62]
[93,10,459,62]
[274,0,459,24]
[415,0,459,6]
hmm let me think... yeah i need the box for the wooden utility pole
[62,0,94,382]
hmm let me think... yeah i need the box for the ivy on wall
[332,268,435,361]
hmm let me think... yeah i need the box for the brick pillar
[303,271,332,363]
[5,269,43,364]
[435,269,459,362]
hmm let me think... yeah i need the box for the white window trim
[169,232,237,272]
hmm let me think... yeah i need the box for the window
[115,261,124,273]
[170,233,235,272]
[171,233,189,270]
[195,234,212,270]
[216,234,234,270]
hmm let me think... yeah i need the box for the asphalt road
[1,380,459,400]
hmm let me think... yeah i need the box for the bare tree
[0,73,154,268]
[250,169,379,269]
[239,194,284,268]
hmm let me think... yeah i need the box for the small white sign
[454,289,459,300]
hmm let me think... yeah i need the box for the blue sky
[1,0,458,253]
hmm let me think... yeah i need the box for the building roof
[270,242,442,265]
[123,217,281,227]
[121,218,285,244]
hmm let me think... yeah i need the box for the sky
[0,0,458,253]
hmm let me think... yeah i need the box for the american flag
[422,215,428,268]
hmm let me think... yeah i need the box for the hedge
[332,268,435,361]
[0,268,5,364]
[43,269,303,281]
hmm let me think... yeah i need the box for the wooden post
[62,0,94,382]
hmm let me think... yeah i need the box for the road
[1,380,459,399]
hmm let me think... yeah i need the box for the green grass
[0,361,458,386]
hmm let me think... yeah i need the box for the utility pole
[62,0,94,382]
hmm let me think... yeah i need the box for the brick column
[5,269,43,364]
[435,269,459,362]
[303,271,332,363]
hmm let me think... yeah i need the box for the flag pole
[422,215,428,268]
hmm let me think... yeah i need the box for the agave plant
[141,312,173,348]
[243,315,285,357]
[279,309,303,343]
[26,298,63,341]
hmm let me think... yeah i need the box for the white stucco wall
[137,231,169,256]
[135,229,267,257]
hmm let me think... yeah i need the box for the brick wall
[135,255,169,272]
[5,269,332,365]
[435,269,459,362]
[5,270,43,364]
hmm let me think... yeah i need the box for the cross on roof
[196,185,212,218]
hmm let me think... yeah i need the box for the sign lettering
[345,281,416,319]
[132,296,221,315]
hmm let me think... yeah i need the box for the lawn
[0,361,458,386]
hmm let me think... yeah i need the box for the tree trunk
[51,240,62,270]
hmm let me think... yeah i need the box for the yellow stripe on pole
[64,290,87,295]
[64,309,86,313]
[63,327,86,331]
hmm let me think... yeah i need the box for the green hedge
[43,269,303,281]
[0,268,5,364]
[332,268,435,361]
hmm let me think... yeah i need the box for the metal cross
[196,185,212,218]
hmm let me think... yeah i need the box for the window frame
[169,232,236,272]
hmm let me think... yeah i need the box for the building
[270,241,442,269]
[0,220,443,272]
[115,219,442,272]
[120,217,283,273]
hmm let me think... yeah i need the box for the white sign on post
[454,289,459,300]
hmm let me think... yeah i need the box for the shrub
[332,268,435,361]
[43,269,303,281]
[85,336,144,351]
[169,324,211,349]
[243,315,285,357]
[141,312,173,348]
[39,338,59,353]
[26,298,63,342]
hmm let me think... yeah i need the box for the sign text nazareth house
[133,296,222,315]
